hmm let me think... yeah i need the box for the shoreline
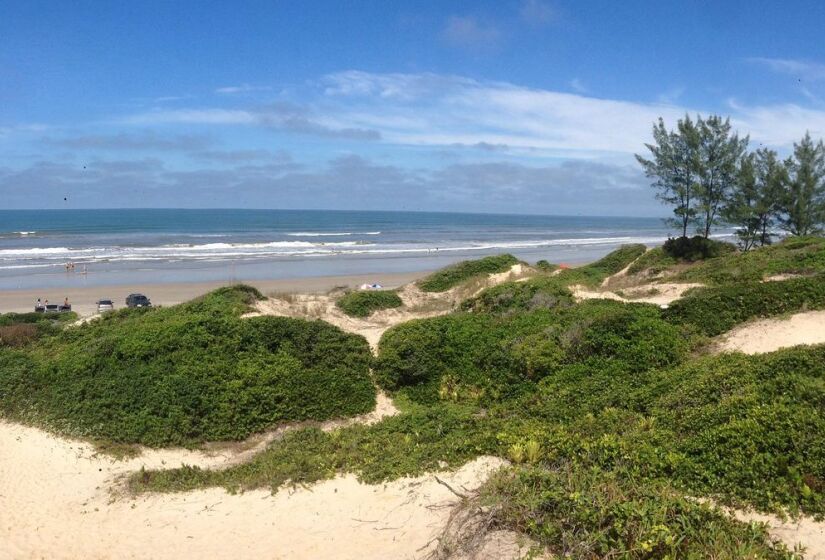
[0,270,427,316]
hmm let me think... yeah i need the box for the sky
[3,0,825,215]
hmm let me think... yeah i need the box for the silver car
[97,299,115,312]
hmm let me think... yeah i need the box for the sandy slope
[572,282,703,306]
[249,264,532,350]
[0,418,507,560]
[716,310,825,354]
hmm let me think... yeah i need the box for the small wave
[286,231,381,237]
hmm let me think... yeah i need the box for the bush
[626,247,677,276]
[460,277,574,314]
[663,236,736,261]
[678,235,825,285]
[482,465,795,559]
[375,300,691,405]
[418,254,520,292]
[0,324,39,347]
[0,285,375,447]
[535,259,558,273]
[555,244,647,287]
[336,290,403,317]
[663,273,825,336]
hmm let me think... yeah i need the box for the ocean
[0,209,715,290]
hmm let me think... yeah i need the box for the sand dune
[716,310,825,354]
[0,418,509,560]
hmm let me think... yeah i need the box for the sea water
[0,209,726,290]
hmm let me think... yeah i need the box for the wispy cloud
[569,78,588,94]
[441,16,501,49]
[519,0,557,26]
[43,131,213,151]
[748,57,825,81]
[215,84,273,95]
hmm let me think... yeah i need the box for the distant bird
[64,197,67,201]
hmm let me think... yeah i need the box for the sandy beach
[0,271,426,316]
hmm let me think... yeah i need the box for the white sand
[0,418,508,560]
[572,282,703,306]
[716,310,825,354]
[736,511,825,559]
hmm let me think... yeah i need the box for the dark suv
[126,293,152,308]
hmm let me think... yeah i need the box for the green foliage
[554,244,647,287]
[460,276,573,314]
[676,235,825,284]
[0,285,375,446]
[625,247,677,276]
[336,290,403,317]
[132,402,501,493]
[418,254,520,292]
[483,465,795,559]
[662,235,736,261]
[0,311,78,347]
[664,273,825,336]
[374,300,691,405]
[779,133,825,236]
[535,259,558,273]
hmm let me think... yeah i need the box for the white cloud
[748,57,825,81]
[569,78,588,93]
[215,84,272,94]
[122,70,825,158]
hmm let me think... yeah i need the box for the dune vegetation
[4,238,825,557]
[0,285,374,446]
[126,240,825,558]
[336,289,403,317]
[417,253,520,292]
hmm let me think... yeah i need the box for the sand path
[0,417,507,560]
[716,310,825,354]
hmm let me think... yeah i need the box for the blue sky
[3,0,825,214]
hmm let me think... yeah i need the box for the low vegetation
[0,285,375,446]
[554,243,647,287]
[0,311,77,348]
[336,289,403,317]
[460,276,574,314]
[677,235,825,284]
[418,254,520,292]
[664,273,825,336]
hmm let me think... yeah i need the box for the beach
[0,271,425,316]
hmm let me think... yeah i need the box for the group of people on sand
[35,297,70,310]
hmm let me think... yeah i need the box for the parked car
[125,293,151,308]
[97,299,115,312]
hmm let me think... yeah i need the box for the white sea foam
[0,235,675,271]
[286,231,381,237]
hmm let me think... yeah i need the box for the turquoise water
[0,209,709,290]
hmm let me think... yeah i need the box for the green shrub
[482,465,795,559]
[626,247,677,276]
[375,300,691,405]
[418,254,520,292]
[0,311,77,347]
[555,244,647,287]
[535,259,558,273]
[336,290,403,317]
[460,276,574,314]
[663,236,737,261]
[664,273,825,336]
[132,402,501,493]
[678,235,825,285]
[0,285,375,447]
